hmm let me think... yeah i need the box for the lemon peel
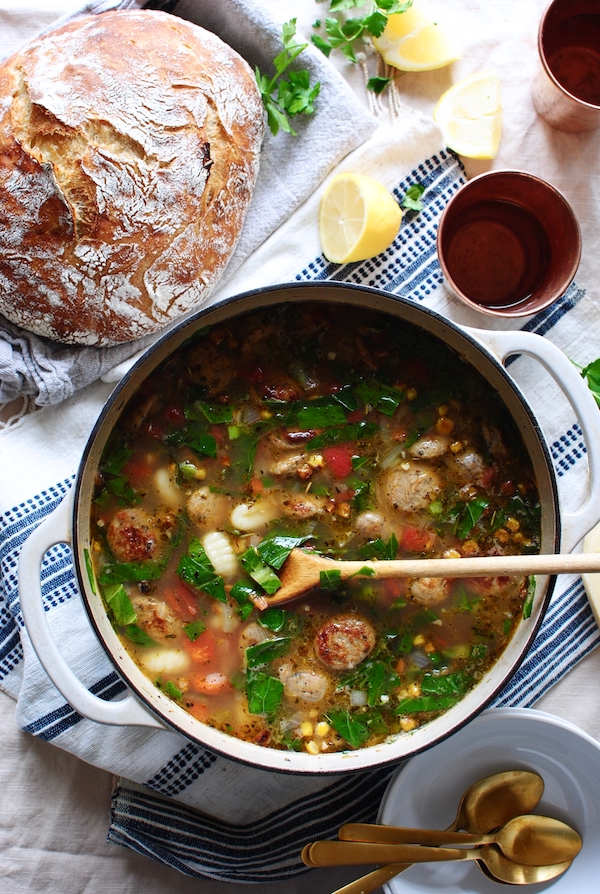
[319,173,402,265]
[372,1,460,72]
[433,70,502,159]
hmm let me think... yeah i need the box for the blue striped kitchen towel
[2,114,600,881]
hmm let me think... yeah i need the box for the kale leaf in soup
[90,303,540,754]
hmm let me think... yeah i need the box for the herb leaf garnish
[255,20,320,136]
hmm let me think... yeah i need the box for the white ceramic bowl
[378,706,600,893]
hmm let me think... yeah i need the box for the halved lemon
[318,173,402,264]
[372,1,460,72]
[433,70,502,159]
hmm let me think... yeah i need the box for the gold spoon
[266,548,600,606]
[302,840,573,885]
[338,814,582,866]
[317,770,545,894]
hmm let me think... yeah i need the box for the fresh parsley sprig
[402,182,425,211]
[312,0,413,73]
[577,357,600,407]
[255,19,320,136]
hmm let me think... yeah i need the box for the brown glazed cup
[436,170,581,318]
[532,0,600,132]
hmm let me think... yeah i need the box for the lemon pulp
[319,173,402,265]
[372,0,460,72]
[433,70,502,159]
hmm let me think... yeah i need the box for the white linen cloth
[3,0,600,891]
[3,107,600,880]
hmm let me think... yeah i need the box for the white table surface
[2,1,600,892]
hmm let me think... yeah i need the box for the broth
[90,303,540,754]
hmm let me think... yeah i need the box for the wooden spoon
[267,548,600,606]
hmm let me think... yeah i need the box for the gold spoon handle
[339,821,482,846]
[328,863,413,894]
[306,840,478,866]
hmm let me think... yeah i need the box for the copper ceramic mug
[533,0,600,132]
[436,170,581,318]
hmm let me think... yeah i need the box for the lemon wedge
[319,173,402,264]
[372,1,460,72]
[433,70,502,158]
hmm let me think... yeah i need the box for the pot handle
[467,327,600,553]
[19,490,167,730]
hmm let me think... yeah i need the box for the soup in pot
[89,303,540,754]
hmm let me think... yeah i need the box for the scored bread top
[0,10,264,345]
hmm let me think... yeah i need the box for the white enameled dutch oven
[18,283,600,773]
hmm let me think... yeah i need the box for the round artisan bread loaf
[0,10,264,345]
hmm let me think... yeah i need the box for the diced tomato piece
[184,630,217,665]
[249,476,264,494]
[163,582,199,622]
[323,445,355,480]
[163,405,185,425]
[402,526,435,553]
[122,456,153,487]
[385,579,405,600]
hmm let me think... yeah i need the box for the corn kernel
[300,721,313,738]
[443,548,461,559]
[450,441,463,454]
[260,409,273,420]
[337,502,351,519]
[401,461,411,471]
[400,717,418,731]
[308,454,325,470]
[438,404,449,416]
[305,740,320,755]
[406,387,418,401]
[495,528,510,544]
[315,721,330,737]
[413,633,425,646]
[506,517,520,533]
[408,681,421,698]
[513,532,525,544]
[462,539,479,555]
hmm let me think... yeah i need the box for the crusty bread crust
[0,10,264,345]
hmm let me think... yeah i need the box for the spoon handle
[306,840,476,867]
[329,816,462,894]
[339,822,480,846]
[328,863,413,894]
[317,551,600,579]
